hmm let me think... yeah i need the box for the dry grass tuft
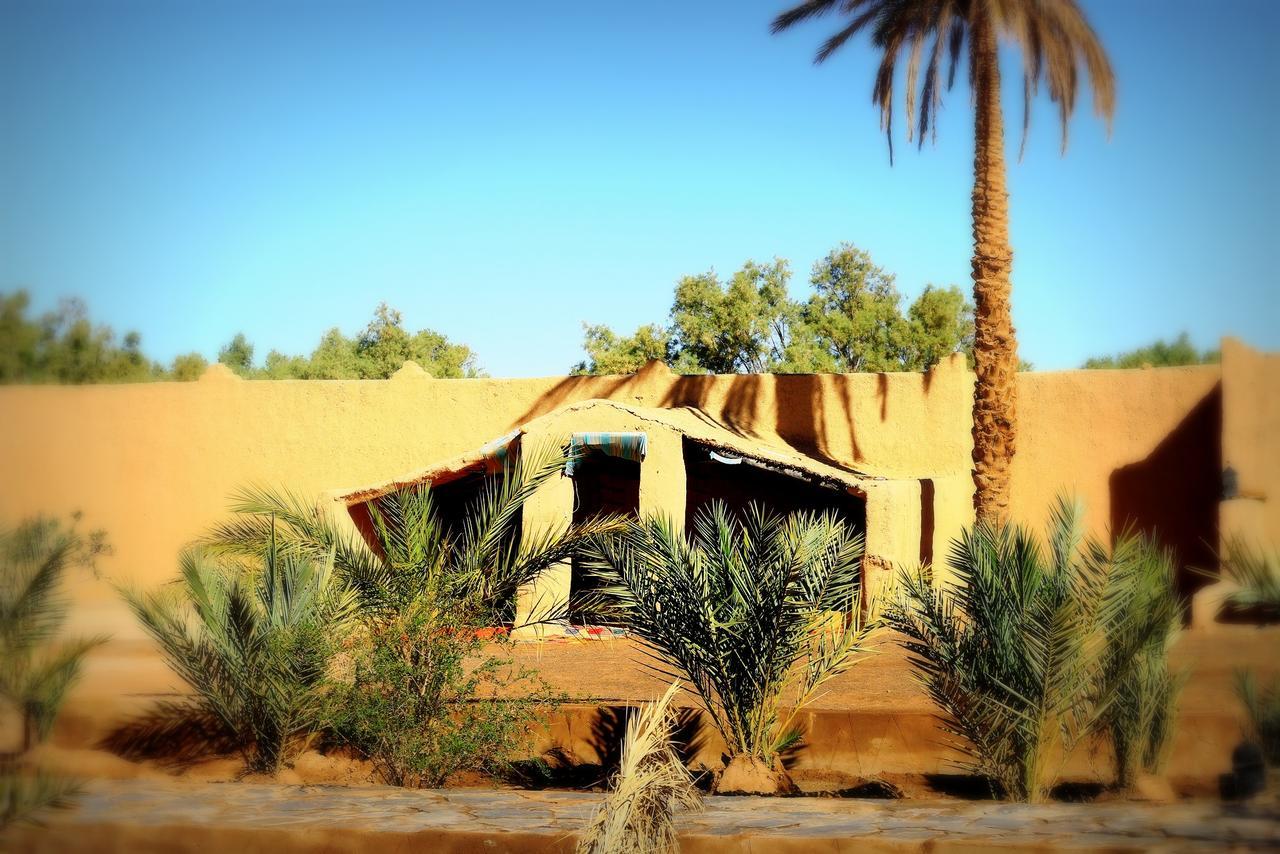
[577,682,702,854]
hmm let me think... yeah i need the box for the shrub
[122,538,356,774]
[1237,670,1280,766]
[0,518,107,751]
[584,502,870,791]
[578,682,701,854]
[326,607,553,787]
[888,498,1175,802]
[1095,535,1184,789]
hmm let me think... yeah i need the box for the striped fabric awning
[478,429,520,474]
[565,432,648,474]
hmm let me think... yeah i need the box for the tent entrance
[568,448,640,622]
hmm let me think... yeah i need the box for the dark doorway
[683,439,866,534]
[346,467,518,621]
[570,450,641,621]
[430,469,505,539]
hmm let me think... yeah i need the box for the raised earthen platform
[49,627,1280,796]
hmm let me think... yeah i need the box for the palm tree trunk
[969,11,1018,524]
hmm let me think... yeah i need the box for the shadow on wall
[511,374,637,425]
[660,373,865,468]
[919,478,935,566]
[510,361,960,478]
[1109,383,1222,604]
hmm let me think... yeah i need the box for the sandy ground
[7,779,1280,854]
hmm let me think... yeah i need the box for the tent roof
[336,398,885,505]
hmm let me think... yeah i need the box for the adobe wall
[1220,338,1280,544]
[0,346,1271,640]
[1014,364,1224,598]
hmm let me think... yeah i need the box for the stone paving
[7,779,1280,852]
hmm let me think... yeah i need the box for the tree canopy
[0,285,1222,384]
[0,294,481,383]
[0,292,167,384]
[574,243,975,376]
[246,304,481,380]
[1082,333,1219,370]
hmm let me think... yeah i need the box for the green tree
[0,292,41,381]
[354,303,479,379]
[122,540,357,774]
[262,349,309,379]
[773,0,1115,523]
[574,323,674,375]
[888,498,1178,802]
[0,292,483,384]
[169,352,208,381]
[293,304,481,380]
[905,284,975,370]
[1,517,108,750]
[1083,333,1219,369]
[576,245,972,375]
[202,444,619,786]
[0,292,160,384]
[301,328,360,379]
[671,260,798,373]
[217,333,255,376]
[797,244,909,372]
[0,516,103,829]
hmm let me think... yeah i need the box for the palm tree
[122,537,357,773]
[584,502,871,793]
[772,0,1115,522]
[0,519,106,752]
[1094,533,1183,790]
[888,497,1178,801]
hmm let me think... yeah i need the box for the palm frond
[0,518,105,751]
[0,772,83,829]
[1221,539,1280,622]
[771,0,1115,157]
[0,520,76,654]
[1236,670,1280,766]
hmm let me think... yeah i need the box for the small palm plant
[122,534,357,774]
[1220,539,1280,623]
[0,773,83,829]
[888,498,1170,802]
[578,682,702,854]
[1237,670,1280,766]
[0,518,106,752]
[585,502,871,793]
[1095,534,1184,790]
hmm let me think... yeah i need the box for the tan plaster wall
[4,349,1275,641]
[1012,366,1222,536]
[1220,337,1280,543]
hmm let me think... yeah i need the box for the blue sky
[2,0,1276,376]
